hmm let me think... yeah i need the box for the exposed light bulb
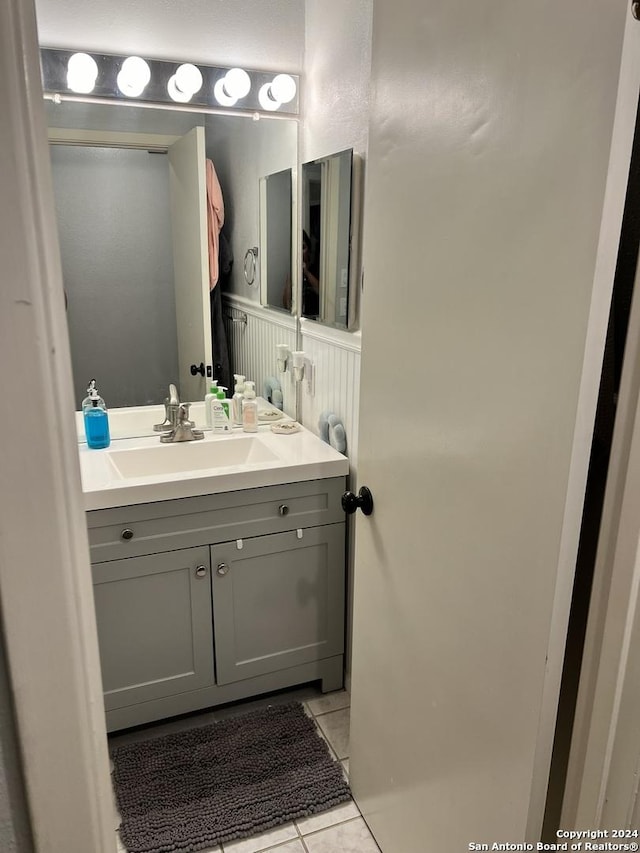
[66,52,98,94]
[177,63,202,94]
[224,68,251,99]
[116,56,151,97]
[167,74,189,102]
[270,74,296,104]
[214,67,250,106]
[258,82,281,112]
[168,63,203,102]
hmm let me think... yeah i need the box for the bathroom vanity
[79,415,349,732]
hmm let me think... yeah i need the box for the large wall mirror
[47,99,297,420]
[301,148,359,330]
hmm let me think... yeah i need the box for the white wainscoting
[299,318,362,471]
[223,295,297,418]
[300,318,362,685]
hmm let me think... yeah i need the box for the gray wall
[50,145,179,408]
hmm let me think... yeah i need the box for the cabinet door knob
[278,504,290,516]
[121,528,134,541]
[195,565,207,578]
[217,563,230,576]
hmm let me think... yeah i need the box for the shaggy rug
[111,701,351,853]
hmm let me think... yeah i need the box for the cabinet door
[212,524,345,685]
[92,547,214,710]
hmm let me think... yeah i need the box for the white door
[168,126,211,402]
[349,2,630,850]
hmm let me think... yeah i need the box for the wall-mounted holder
[291,351,314,396]
[276,343,290,374]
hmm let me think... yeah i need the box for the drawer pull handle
[278,504,290,516]
[217,563,230,576]
[195,565,207,578]
[121,528,134,541]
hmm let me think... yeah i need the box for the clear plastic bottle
[242,381,258,433]
[232,375,246,426]
[82,379,110,449]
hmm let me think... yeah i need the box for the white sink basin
[107,435,279,479]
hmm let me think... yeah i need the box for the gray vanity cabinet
[212,525,345,684]
[92,546,214,711]
[87,477,346,731]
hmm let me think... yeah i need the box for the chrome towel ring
[243,247,258,286]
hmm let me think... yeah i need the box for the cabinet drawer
[87,477,346,562]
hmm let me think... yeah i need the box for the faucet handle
[153,395,181,432]
[169,384,179,405]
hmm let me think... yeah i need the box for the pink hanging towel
[206,158,225,290]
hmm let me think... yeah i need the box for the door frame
[0,1,115,849]
[526,5,640,833]
[561,11,640,824]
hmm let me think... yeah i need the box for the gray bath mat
[111,701,351,853]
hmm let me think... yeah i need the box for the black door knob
[342,486,374,516]
[190,362,205,377]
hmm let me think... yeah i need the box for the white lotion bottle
[242,381,258,433]
[212,395,231,432]
[232,375,245,426]
[204,380,218,428]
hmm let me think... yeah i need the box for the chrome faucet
[160,403,204,443]
[153,384,181,432]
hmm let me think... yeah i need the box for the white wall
[302,0,372,162]
[299,0,372,461]
[35,0,304,71]
[300,0,373,683]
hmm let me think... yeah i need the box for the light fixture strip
[40,48,300,116]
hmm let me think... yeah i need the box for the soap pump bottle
[204,380,219,428]
[242,381,258,433]
[232,375,246,426]
[82,379,111,449]
[216,386,230,419]
[211,387,231,433]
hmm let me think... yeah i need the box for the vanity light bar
[40,48,300,116]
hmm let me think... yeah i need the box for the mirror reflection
[301,148,354,329]
[259,168,292,313]
[47,100,297,415]
[51,142,183,409]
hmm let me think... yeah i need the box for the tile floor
[111,686,381,853]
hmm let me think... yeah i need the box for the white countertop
[79,413,349,511]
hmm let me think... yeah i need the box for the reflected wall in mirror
[260,168,292,314]
[47,100,298,423]
[52,143,178,408]
[301,148,357,330]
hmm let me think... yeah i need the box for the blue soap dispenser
[82,379,111,449]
